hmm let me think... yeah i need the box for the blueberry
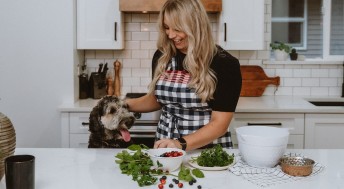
[189,181,193,185]
[169,183,174,188]
[197,185,202,189]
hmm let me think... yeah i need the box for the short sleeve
[208,48,242,112]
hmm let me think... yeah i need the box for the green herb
[178,164,195,182]
[115,144,205,186]
[192,168,205,178]
[115,144,161,187]
[191,144,234,167]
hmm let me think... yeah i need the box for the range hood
[120,0,222,13]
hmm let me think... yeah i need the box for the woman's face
[163,14,188,54]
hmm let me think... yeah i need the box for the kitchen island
[1,148,343,189]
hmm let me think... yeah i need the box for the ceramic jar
[0,112,16,181]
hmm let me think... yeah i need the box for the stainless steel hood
[119,0,222,13]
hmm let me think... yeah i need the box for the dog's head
[94,95,135,142]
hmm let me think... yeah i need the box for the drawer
[70,134,89,148]
[229,113,305,135]
[69,113,90,134]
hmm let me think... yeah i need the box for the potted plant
[270,42,292,61]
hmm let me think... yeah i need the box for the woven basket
[0,112,16,181]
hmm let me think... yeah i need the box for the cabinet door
[305,114,344,149]
[229,113,305,149]
[77,0,124,49]
[218,0,264,50]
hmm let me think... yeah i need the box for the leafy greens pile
[191,144,234,167]
[115,144,205,187]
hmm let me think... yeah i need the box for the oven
[126,93,161,148]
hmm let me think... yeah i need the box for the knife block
[89,72,107,99]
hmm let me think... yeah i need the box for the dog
[88,95,135,148]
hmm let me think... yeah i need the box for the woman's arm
[125,93,162,113]
[154,111,234,151]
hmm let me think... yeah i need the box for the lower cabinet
[61,112,90,148]
[229,113,305,149]
[305,114,344,149]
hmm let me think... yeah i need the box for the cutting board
[240,65,280,97]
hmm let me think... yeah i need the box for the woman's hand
[154,138,181,149]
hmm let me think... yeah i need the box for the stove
[125,93,161,147]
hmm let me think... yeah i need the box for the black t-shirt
[152,46,242,112]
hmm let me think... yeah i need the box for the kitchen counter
[0,148,343,189]
[58,96,344,113]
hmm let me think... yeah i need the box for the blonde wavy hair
[148,0,218,102]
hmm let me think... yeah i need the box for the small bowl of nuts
[148,148,185,172]
[280,156,315,176]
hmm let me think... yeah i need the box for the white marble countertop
[58,96,344,113]
[1,148,343,189]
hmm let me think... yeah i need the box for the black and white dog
[88,96,135,148]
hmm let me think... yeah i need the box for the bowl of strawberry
[148,148,185,172]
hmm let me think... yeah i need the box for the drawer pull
[247,122,282,126]
[81,122,89,126]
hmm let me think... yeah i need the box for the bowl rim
[280,156,315,166]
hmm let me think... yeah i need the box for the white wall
[0,0,77,147]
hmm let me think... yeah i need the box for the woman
[126,0,242,151]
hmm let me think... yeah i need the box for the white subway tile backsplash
[320,78,338,87]
[125,41,140,49]
[293,69,311,77]
[132,32,150,40]
[293,87,311,96]
[95,50,114,59]
[276,69,293,77]
[125,23,141,31]
[140,41,156,50]
[311,69,329,77]
[141,23,158,32]
[131,50,149,59]
[122,59,140,68]
[132,68,149,77]
[122,77,140,86]
[311,87,329,96]
[302,78,319,86]
[284,78,302,86]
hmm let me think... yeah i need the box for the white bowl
[236,126,289,146]
[236,126,289,168]
[239,142,287,168]
[148,148,185,172]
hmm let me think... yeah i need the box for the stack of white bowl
[236,126,289,168]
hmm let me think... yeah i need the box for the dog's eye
[109,107,117,114]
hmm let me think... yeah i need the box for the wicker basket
[0,112,16,181]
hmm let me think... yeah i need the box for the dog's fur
[88,95,135,148]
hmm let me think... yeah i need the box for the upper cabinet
[77,0,124,49]
[218,0,264,50]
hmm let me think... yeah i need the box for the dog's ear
[89,105,102,132]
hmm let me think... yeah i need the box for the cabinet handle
[114,22,117,41]
[224,23,227,42]
[81,122,89,126]
[247,122,282,126]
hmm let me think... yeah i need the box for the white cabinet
[218,0,265,50]
[61,112,90,148]
[77,0,124,49]
[229,113,305,149]
[305,114,344,149]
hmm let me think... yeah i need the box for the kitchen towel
[229,153,324,188]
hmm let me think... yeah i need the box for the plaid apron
[154,57,233,148]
